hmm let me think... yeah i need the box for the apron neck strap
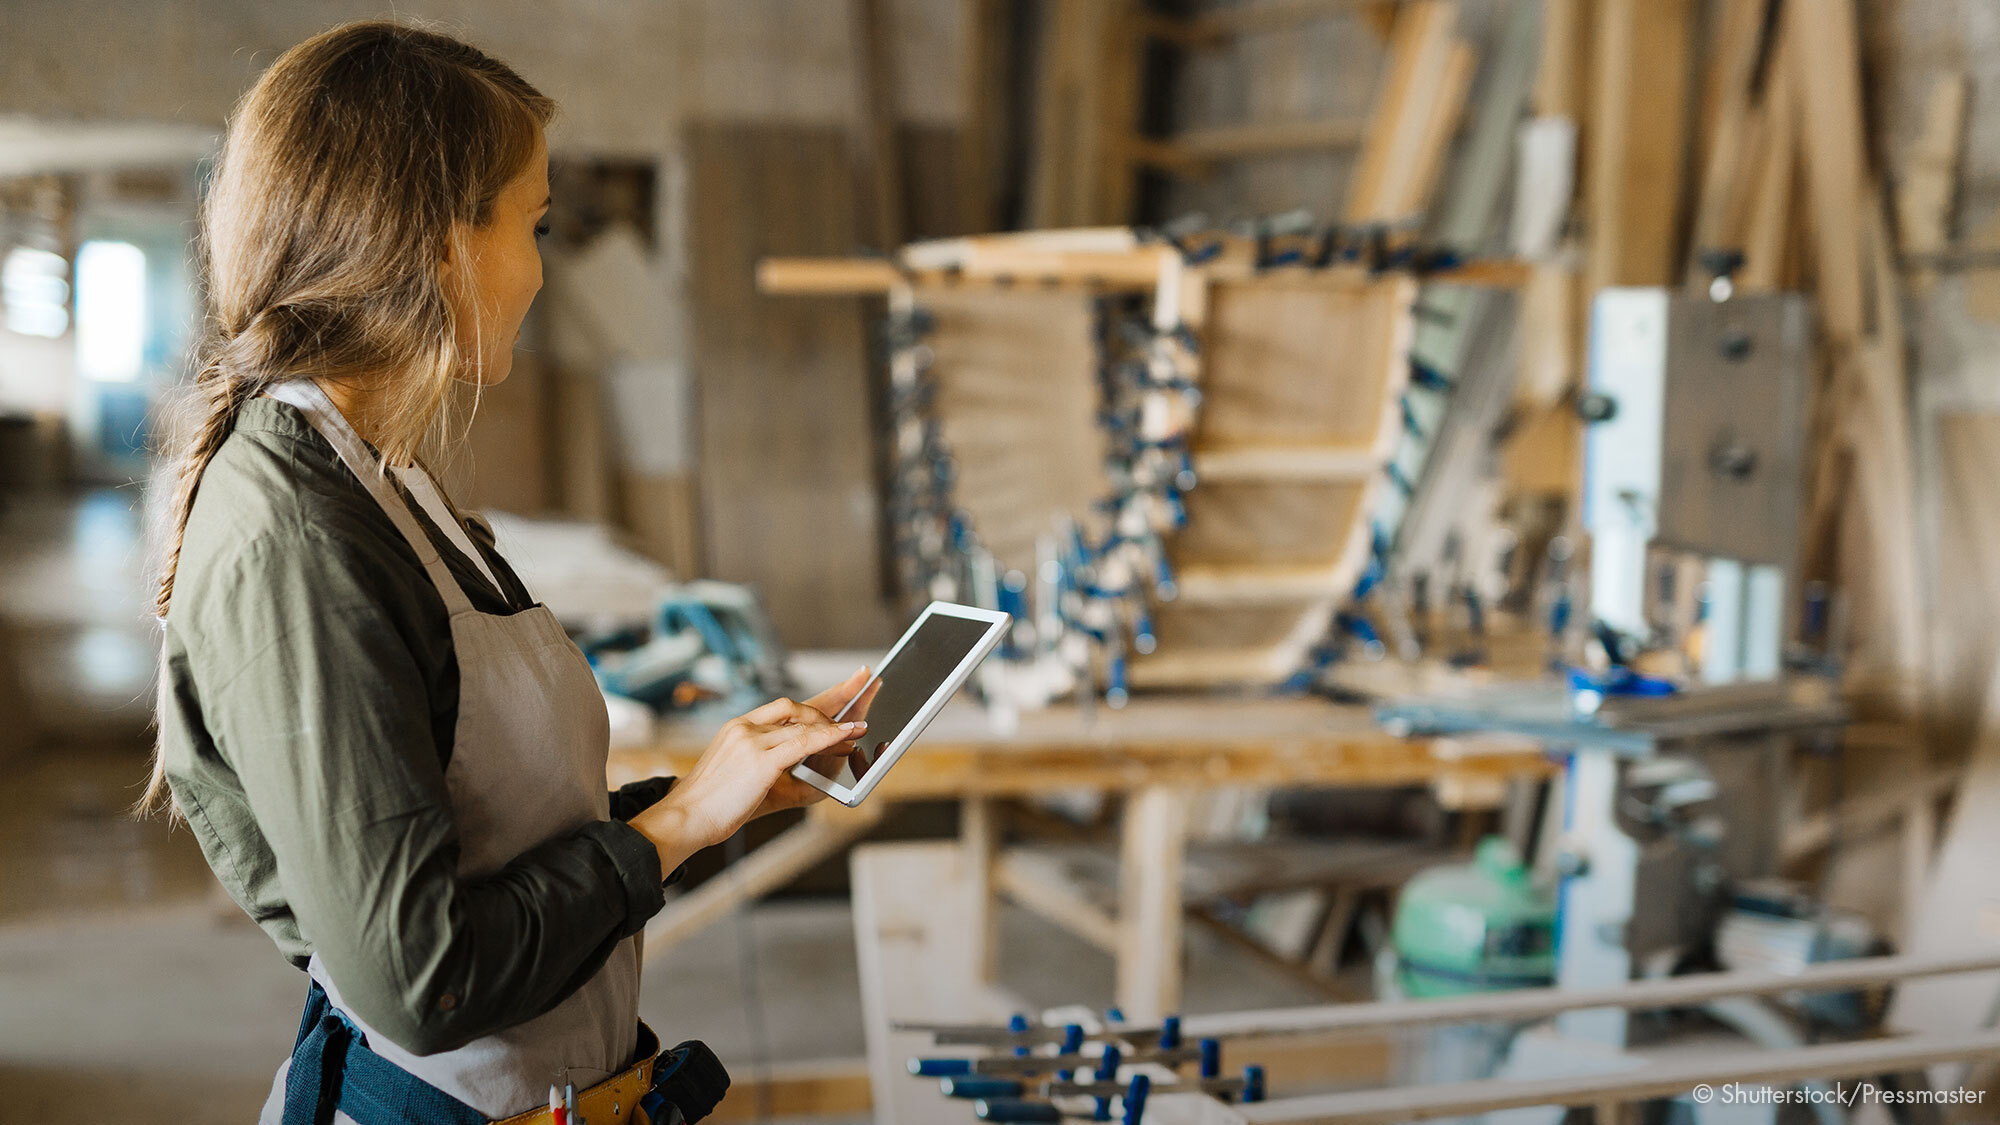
[267,379,475,616]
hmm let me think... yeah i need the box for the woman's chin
[481,352,515,386]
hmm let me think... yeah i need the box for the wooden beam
[1139,0,1410,49]
[1130,118,1370,173]
[1117,788,1192,1022]
[1684,0,1776,287]
[993,850,1122,953]
[1586,0,1696,289]
[641,800,886,959]
[757,251,1531,297]
[1734,26,1797,293]
[1181,949,2000,1040]
[1345,0,1461,224]
[1789,0,1869,343]
[1895,72,1968,296]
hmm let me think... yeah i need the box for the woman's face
[448,133,550,385]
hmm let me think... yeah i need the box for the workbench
[607,657,1553,1022]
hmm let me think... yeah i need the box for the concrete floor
[0,488,1327,1123]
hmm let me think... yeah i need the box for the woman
[145,21,871,1125]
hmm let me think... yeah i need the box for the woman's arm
[189,532,668,1056]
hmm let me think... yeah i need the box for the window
[2,246,70,338]
[75,240,147,382]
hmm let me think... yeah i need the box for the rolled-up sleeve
[185,531,665,1057]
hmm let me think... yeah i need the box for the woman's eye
[534,222,551,240]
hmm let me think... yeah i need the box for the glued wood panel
[923,287,1107,576]
[1177,480,1370,567]
[688,124,896,648]
[1195,279,1411,449]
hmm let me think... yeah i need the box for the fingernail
[842,721,866,732]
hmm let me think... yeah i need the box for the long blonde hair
[142,20,553,812]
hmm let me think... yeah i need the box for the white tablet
[791,602,1011,807]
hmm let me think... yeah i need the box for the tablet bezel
[790,601,1011,807]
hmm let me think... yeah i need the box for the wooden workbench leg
[1117,786,1191,1023]
[963,796,1001,984]
[642,800,886,961]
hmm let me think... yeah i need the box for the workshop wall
[3,0,974,648]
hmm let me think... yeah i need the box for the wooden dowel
[1237,1029,2000,1123]
[1182,949,2000,1040]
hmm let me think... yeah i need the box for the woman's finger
[769,719,867,764]
[838,677,884,723]
[741,696,826,728]
[803,666,871,717]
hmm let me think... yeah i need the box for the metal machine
[1376,277,1850,1120]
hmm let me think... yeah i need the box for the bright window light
[76,240,147,382]
[2,246,70,338]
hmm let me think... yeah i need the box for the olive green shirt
[159,397,672,1057]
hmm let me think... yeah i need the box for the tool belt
[284,981,730,1125]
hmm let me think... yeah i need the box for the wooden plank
[1132,118,1369,172]
[616,694,1554,800]
[1183,949,2000,1041]
[1895,72,1968,296]
[687,124,896,649]
[993,849,1122,953]
[1586,0,1695,289]
[1532,0,1585,119]
[852,842,1019,1125]
[1930,413,2000,750]
[1789,0,1869,343]
[1395,41,1476,224]
[1735,28,1797,294]
[962,796,1001,984]
[1683,0,1775,287]
[1117,787,1192,1022]
[1344,0,1458,224]
[1173,563,1361,604]
[758,257,906,295]
[1192,445,1381,482]
[1142,0,1410,48]
[641,800,885,960]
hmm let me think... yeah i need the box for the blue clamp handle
[1121,1074,1151,1125]
[1243,1065,1267,1103]
[908,1057,972,1078]
[942,1076,1025,1100]
[1199,1038,1221,1079]
[975,1098,1063,1122]
[1157,1016,1182,1051]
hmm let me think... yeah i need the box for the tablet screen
[826,612,996,787]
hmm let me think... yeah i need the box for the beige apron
[259,378,639,1122]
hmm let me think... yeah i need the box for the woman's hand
[749,666,882,820]
[629,691,867,877]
